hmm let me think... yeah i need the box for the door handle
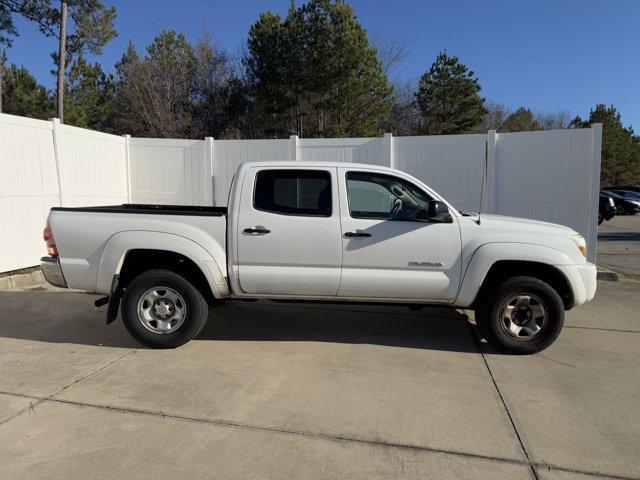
[243,227,271,235]
[344,231,371,238]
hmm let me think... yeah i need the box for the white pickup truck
[41,161,597,354]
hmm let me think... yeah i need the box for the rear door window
[254,169,332,217]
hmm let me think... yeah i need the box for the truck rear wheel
[475,276,564,354]
[121,269,209,348]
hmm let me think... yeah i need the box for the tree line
[1,0,638,185]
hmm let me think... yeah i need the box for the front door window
[346,171,432,222]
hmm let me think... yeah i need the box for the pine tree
[416,51,486,135]
[64,55,116,132]
[571,104,640,186]
[0,49,6,112]
[500,107,541,132]
[0,0,116,122]
[0,63,54,119]
[114,31,198,138]
[245,0,393,138]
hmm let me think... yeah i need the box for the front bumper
[41,256,68,288]
[558,262,597,308]
[603,206,616,221]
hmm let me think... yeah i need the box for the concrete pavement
[598,214,640,279]
[0,280,638,479]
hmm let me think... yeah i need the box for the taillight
[43,219,58,256]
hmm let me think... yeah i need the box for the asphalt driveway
[0,277,638,480]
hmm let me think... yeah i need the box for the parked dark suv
[601,190,640,215]
[603,189,640,201]
[602,186,640,195]
[598,195,617,225]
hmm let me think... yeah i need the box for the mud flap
[105,274,123,324]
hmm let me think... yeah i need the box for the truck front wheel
[121,269,209,348]
[475,276,564,354]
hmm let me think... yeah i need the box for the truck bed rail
[51,204,227,216]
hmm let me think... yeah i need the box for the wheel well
[118,249,215,305]
[473,260,573,310]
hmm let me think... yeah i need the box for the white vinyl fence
[0,112,602,271]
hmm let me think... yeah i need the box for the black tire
[121,269,209,348]
[474,276,564,354]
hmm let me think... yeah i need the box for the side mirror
[425,200,452,223]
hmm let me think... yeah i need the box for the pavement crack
[466,322,540,480]
[0,397,46,428]
[564,325,640,334]
[1,387,638,480]
[0,391,532,468]
[48,347,140,400]
[0,346,138,428]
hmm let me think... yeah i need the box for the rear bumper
[40,256,68,288]
[558,262,597,308]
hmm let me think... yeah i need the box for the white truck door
[337,167,462,301]
[236,166,342,295]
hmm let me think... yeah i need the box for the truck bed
[51,204,227,216]
[48,203,228,294]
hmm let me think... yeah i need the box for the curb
[0,270,47,290]
[596,268,619,282]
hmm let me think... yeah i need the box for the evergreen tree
[114,32,248,139]
[499,107,540,132]
[0,48,6,111]
[415,51,486,135]
[245,11,291,137]
[571,104,640,186]
[1,63,54,118]
[64,55,116,132]
[192,33,250,139]
[0,2,18,112]
[114,31,197,138]
[245,0,393,138]
[0,0,116,122]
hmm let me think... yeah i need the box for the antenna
[477,139,488,225]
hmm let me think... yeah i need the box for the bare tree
[115,31,197,138]
[534,109,571,130]
[474,102,572,132]
[193,31,247,138]
[471,100,511,132]
[386,80,420,135]
[369,30,407,76]
[115,29,249,139]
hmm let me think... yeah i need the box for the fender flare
[454,242,574,308]
[96,230,230,299]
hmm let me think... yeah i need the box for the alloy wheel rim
[499,293,547,340]
[137,286,186,334]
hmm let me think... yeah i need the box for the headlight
[571,234,587,257]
